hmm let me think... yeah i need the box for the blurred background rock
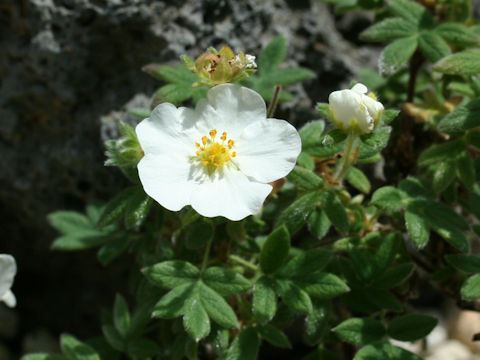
[0,0,380,358]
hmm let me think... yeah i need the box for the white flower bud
[328,83,384,134]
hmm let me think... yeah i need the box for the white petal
[190,169,272,221]
[352,83,368,94]
[205,84,267,136]
[137,153,195,212]
[0,255,16,300]
[329,90,367,130]
[136,103,197,155]
[235,119,301,183]
[1,290,16,308]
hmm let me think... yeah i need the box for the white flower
[328,83,384,134]
[0,254,17,308]
[136,84,301,221]
[244,54,257,69]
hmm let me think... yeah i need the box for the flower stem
[229,254,259,272]
[201,236,214,272]
[333,132,358,184]
[267,85,282,118]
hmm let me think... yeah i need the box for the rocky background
[5,0,471,359]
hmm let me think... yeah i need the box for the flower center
[194,129,236,172]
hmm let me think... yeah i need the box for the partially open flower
[183,46,257,86]
[0,254,17,307]
[136,84,301,221]
[328,83,384,135]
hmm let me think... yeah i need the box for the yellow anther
[194,130,237,172]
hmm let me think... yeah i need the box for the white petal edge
[1,290,16,308]
[136,103,197,156]
[352,83,368,94]
[190,169,272,221]
[137,153,195,212]
[235,118,301,183]
[0,254,16,300]
[205,84,267,136]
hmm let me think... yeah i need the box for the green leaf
[143,261,199,289]
[224,327,260,360]
[97,236,129,266]
[299,120,326,149]
[418,31,451,63]
[434,49,480,76]
[126,338,161,358]
[260,68,315,86]
[259,36,287,74]
[152,283,196,319]
[124,189,152,230]
[277,191,322,234]
[456,151,476,190]
[438,99,480,135]
[253,276,278,323]
[22,355,69,360]
[198,283,238,329]
[159,84,194,105]
[405,202,430,248]
[308,209,331,239]
[322,190,349,234]
[373,233,400,271]
[461,274,480,300]
[51,233,109,251]
[304,300,331,346]
[436,23,480,47]
[260,225,291,274]
[287,166,324,191]
[48,211,93,234]
[257,324,292,349]
[184,218,214,250]
[60,334,101,360]
[418,139,466,166]
[279,249,333,278]
[346,167,371,194]
[433,161,456,194]
[97,187,138,228]
[316,103,332,121]
[277,280,313,314]
[379,36,418,76]
[381,109,400,125]
[102,325,124,351]
[372,263,414,288]
[202,267,252,296]
[333,318,386,345]
[360,18,417,42]
[371,186,404,213]
[113,294,130,338]
[145,65,197,84]
[358,126,392,159]
[446,254,480,273]
[183,293,210,340]
[389,0,433,27]
[299,272,350,299]
[127,107,151,119]
[354,342,422,360]
[297,152,315,170]
[388,314,438,341]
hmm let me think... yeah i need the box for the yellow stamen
[194,129,237,173]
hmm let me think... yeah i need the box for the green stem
[201,236,214,272]
[333,132,359,183]
[229,254,259,272]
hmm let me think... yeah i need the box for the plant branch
[267,85,282,118]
